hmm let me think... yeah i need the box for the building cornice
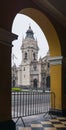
[49,56,63,65]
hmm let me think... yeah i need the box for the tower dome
[21,25,39,63]
[25,26,34,39]
[21,26,39,50]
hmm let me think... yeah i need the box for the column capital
[49,56,63,65]
[0,28,18,46]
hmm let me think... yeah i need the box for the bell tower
[21,26,39,87]
[21,26,39,63]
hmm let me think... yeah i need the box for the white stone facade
[12,26,50,89]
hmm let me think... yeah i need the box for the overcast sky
[12,14,49,66]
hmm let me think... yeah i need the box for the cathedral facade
[12,26,50,90]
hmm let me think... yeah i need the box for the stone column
[0,28,17,130]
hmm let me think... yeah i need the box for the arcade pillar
[0,28,17,130]
[50,56,63,115]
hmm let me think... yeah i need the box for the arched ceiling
[32,0,66,28]
[0,0,66,30]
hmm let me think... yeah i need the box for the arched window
[33,53,36,60]
[23,67,25,71]
[25,52,27,60]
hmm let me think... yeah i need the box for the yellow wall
[50,64,62,110]
[19,8,62,110]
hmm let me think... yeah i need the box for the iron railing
[11,91,55,119]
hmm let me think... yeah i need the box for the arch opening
[11,7,62,111]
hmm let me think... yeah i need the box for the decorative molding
[0,40,12,47]
[48,56,63,65]
[0,28,18,46]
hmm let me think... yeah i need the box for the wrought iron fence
[11,91,55,119]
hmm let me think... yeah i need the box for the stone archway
[19,8,62,112]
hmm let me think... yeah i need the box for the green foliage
[12,87,22,92]
[12,87,32,92]
[12,87,43,92]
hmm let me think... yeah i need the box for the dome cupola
[25,26,34,39]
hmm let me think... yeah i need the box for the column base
[62,109,66,117]
[49,108,63,116]
[0,120,15,130]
